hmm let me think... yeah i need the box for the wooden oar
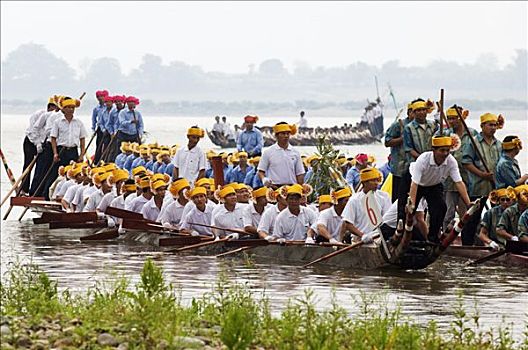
[0,148,16,185]
[80,228,119,242]
[0,156,38,207]
[188,222,249,236]
[302,234,380,268]
[100,133,117,162]
[18,148,66,221]
[2,156,39,220]
[105,206,144,220]
[215,246,252,258]
[466,250,507,266]
[167,237,229,253]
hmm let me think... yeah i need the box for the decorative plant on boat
[306,135,348,202]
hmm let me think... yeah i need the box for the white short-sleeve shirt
[409,151,462,187]
[97,191,117,213]
[272,206,317,241]
[258,143,305,185]
[180,205,215,236]
[211,203,246,235]
[126,195,149,213]
[84,189,105,212]
[257,204,282,235]
[63,183,81,205]
[56,179,75,198]
[141,198,162,221]
[173,145,206,182]
[342,190,392,234]
[313,206,344,240]
[50,116,88,147]
[242,203,272,228]
[157,199,186,226]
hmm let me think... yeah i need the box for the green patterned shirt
[480,205,505,245]
[403,119,437,171]
[497,203,525,237]
[461,133,501,197]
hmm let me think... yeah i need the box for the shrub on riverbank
[1,259,526,349]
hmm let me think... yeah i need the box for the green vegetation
[1,259,527,349]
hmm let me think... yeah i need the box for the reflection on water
[1,215,526,339]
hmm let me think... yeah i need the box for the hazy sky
[1,1,526,74]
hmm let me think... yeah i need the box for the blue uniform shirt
[108,108,122,135]
[237,128,263,156]
[164,163,175,177]
[115,152,128,169]
[495,153,521,189]
[205,167,213,178]
[152,161,163,174]
[92,104,105,131]
[227,165,253,183]
[131,157,146,170]
[98,107,114,133]
[124,154,137,173]
[345,166,361,189]
[118,109,144,136]
[145,160,154,171]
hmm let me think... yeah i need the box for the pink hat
[355,153,368,165]
[96,90,109,97]
[125,96,140,105]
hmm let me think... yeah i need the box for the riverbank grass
[1,259,526,349]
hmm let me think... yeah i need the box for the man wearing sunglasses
[478,188,514,250]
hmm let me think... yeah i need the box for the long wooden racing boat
[445,244,528,268]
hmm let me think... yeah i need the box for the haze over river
[1,109,527,338]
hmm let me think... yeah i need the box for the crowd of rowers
[21,92,528,248]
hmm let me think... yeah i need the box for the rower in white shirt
[180,187,216,237]
[60,165,85,212]
[141,174,170,222]
[242,187,272,238]
[158,178,191,228]
[257,186,288,239]
[408,135,471,242]
[311,187,353,244]
[258,122,305,189]
[126,175,152,213]
[97,169,129,215]
[211,186,246,239]
[108,179,137,229]
[341,168,392,244]
[271,184,317,242]
[85,171,113,212]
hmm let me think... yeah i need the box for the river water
[1,110,527,338]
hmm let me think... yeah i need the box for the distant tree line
[1,43,526,113]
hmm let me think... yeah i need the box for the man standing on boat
[212,116,223,139]
[396,98,436,228]
[237,115,263,157]
[461,113,502,245]
[92,90,109,160]
[258,122,305,189]
[495,136,527,188]
[384,103,413,202]
[298,111,308,129]
[117,96,143,144]
[94,95,114,164]
[440,105,477,232]
[408,135,472,243]
[172,126,207,183]
[106,95,126,162]
[45,97,88,199]
[22,96,60,195]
